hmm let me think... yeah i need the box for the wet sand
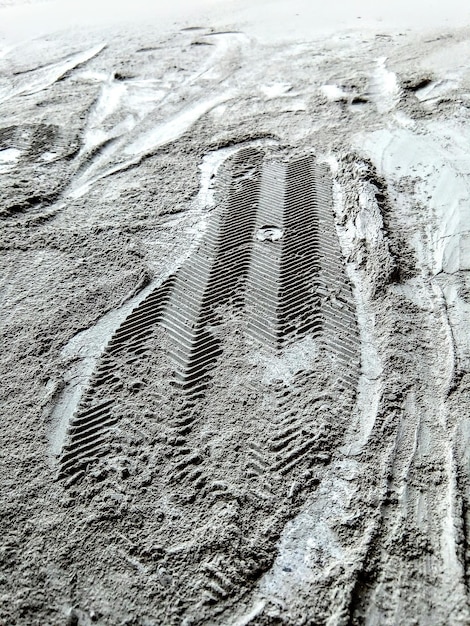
[1,2,470,625]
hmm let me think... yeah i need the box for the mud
[1,8,470,626]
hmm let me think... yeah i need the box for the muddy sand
[1,1,470,624]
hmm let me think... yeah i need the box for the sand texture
[1,8,470,625]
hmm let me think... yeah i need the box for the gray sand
[1,2,470,625]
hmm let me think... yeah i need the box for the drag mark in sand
[67,31,247,200]
[368,57,399,113]
[69,91,233,199]
[0,43,106,102]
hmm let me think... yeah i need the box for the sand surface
[1,1,470,625]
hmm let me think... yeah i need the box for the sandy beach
[1,1,470,624]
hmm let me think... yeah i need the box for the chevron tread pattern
[58,151,360,498]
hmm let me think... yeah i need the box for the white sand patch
[260,83,292,99]
[72,69,108,83]
[40,151,59,162]
[419,38,470,79]
[358,125,470,275]
[320,84,348,101]
[79,78,168,168]
[250,336,319,387]
[233,458,366,625]
[190,32,249,84]
[368,57,399,113]
[415,78,459,102]
[0,146,20,162]
[82,78,127,151]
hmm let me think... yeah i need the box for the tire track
[162,149,261,392]
[57,150,362,623]
[314,162,361,391]
[194,158,360,613]
[269,382,332,476]
[245,157,321,348]
[245,160,286,347]
[243,156,359,478]
[58,147,263,480]
[199,556,243,606]
[280,158,321,340]
[59,151,359,506]
[159,147,263,491]
[58,280,173,479]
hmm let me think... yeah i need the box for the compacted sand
[1,2,470,624]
